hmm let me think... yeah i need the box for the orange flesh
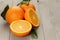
[29,9,39,25]
[11,20,32,33]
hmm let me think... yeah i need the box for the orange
[20,4,29,12]
[28,3,36,10]
[20,2,36,12]
[10,20,32,37]
[25,8,39,27]
[5,6,24,24]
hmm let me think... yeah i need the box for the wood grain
[0,0,60,40]
[0,0,12,40]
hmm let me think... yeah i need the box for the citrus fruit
[25,8,39,27]
[5,6,24,24]
[28,3,36,10]
[20,4,29,12]
[20,2,36,12]
[10,20,32,37]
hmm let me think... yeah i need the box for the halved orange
[25,8,39,27]
[10,20,32,37]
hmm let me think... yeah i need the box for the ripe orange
[5,6,24,24]
[28,3,36,10]
[10,20,32,37]
[20,2,36,12]
[25,8,39,27]
[20,4,29,12]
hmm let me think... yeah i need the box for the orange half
[10,20,32,37]
[25,8,39,27]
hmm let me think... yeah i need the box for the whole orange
[20,4,29,12]
[20,2,36,12]
[28,3,36,10]
[5,6,24,24]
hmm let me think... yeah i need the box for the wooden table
[0,0,60,40]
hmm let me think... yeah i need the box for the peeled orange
[25,8,39,27]
[10,20,32,37]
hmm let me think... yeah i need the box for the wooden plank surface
[0,0,12,40]
[0,0,60,40]
[40,0,60,40]
[40,0,57,40]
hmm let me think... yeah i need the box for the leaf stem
[27,0,29,5]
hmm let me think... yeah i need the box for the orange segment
[10,20,32,37]
[25,8,39,27]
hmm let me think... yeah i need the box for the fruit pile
[1,0,40,38]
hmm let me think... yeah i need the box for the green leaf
[30,28,38,39]
[17,0,31,6]
[23,0,30,1]
[1,5,9,20]
[17,1,23,6]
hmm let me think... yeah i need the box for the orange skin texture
[20,4,29,12]
[11,28,31,37]
[28,3,36,10]
[5,6,24,24]
[20,3,36,12]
